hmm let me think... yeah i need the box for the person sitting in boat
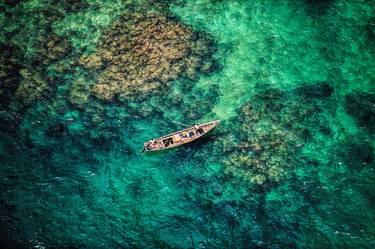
[147,139,157,149]
[194,125,204,135]
[145,143,152,151]
[181,132,188,139]
[188,131,195,138]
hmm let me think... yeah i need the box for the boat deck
[143,120,219,152]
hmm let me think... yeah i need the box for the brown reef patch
[209,84,334,189]
[221,102,298,187]
[79,12,215,101]
[35,34,71,65]
[14,34,71,106]
[15,69,49,106]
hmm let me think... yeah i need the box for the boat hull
[143,120,220,152]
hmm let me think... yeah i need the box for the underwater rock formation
[345,91,375,133]
[79,12,215,101]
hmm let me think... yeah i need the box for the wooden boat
[142,120,220,152]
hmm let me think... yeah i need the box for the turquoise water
[0,0,374,248]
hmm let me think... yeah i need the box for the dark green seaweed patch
[0,43,22,108]
[52,0,89,13]
[345,91,375,133]
[303,0,334,17]
[366,17,375,42]
[295,82,334,100]
[0,0,22,8]
[337,138,374,169]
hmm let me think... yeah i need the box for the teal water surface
[0,0,374,248]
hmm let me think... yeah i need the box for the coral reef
[15,69,49,106]
[214,83,334,189]
[5,34,71,107]
[69,77,91,107]
[221,103,295,187]
[79,12,216,101]
[1,4,72,107]
[34,34,71,65]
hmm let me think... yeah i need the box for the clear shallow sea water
[0,0,374,248]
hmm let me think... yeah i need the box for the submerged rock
[79,12,216,101]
